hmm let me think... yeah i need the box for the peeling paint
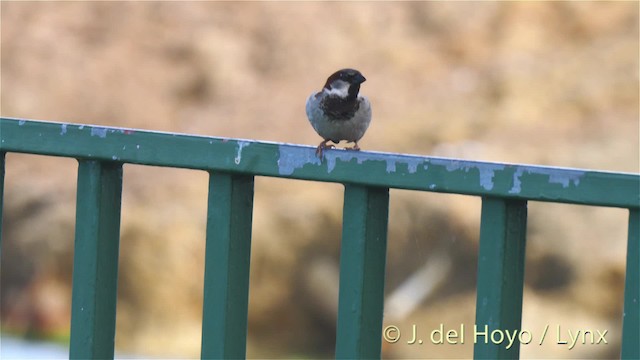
[60,124,67,135]
[386,160,397,173]
[324,151,367,173]
[509,166,585,194]
[136,145,140,149]
[112,155,119,160]
[478,167,500,190]
[323,151,423,174]
[235,141,251,165]
[277,146,425,175]
[548,170,584,188]
[90,127,108,138]
[442,160,467,173]
[384,157,421,174]
[509,168,524,194]
[277,145,321,175]
[18,120,26,126]
[79,125,85,130]
[431,159,504,191]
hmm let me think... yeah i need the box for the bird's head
[322,68,367,99]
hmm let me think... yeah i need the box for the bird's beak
[355,74,367,84]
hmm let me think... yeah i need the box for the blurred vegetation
[1,2,638,358]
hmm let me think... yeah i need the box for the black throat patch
[320,83,362,121]
[321,96,360,121]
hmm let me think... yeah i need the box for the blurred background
[1,2,638,359]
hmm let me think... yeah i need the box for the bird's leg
[316,139,335,158]
[345,142,361,151]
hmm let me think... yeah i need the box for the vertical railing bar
[474,197,528,359]
[201,172,254,359]
[69,160,123,359]
[335,184,389,359]
[0,152,5,259]
[621,209,639,359]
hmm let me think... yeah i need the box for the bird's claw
[316,141,362,158]
[345,142,360,151]
[315,140,335,158]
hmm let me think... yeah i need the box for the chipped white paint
[112,155,119,161]
[431,159,505,191]
[548,169,584,188]
[478,167,501,191]
[384,157,421,174]
[386,160,396,173]
[509,166,585,194]
[60,124,67,135]
[323,150,424,174]
[277,145,321,175]
[79,125,85,130]
[234,141,251,165]
[136,145,140,149]
[18,120,26,126]
[277,145,425,175]
[325,151,365,173]
[90,127,108,138]
[509,168,524,194]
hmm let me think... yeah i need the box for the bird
[305,68,372,157]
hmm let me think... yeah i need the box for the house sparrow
[306,68,372,157]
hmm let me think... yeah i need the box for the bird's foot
[316,140,336,158]
[345,142,361,151]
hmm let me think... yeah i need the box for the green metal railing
[0,117,638,359]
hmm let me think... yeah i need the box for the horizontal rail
[1,118,638,209]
